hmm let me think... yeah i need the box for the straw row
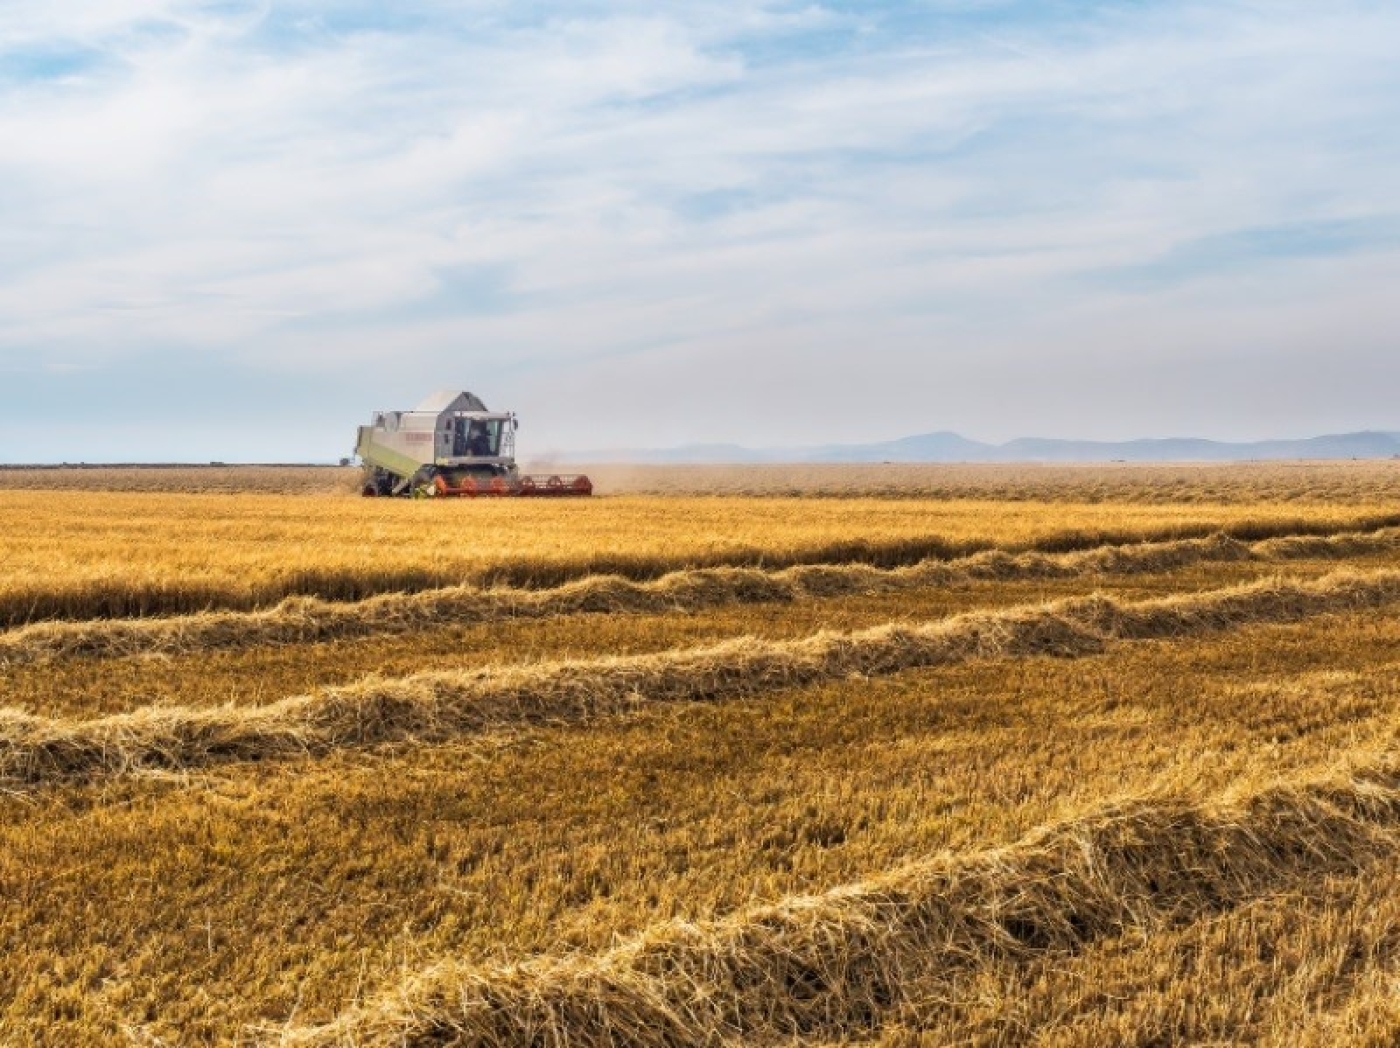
[9,512,1400,629]
[282,754,1400,1046]
[3,569,1400,789]
[6,524,1400,667]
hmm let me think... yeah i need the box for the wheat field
[4,463,1400,1045]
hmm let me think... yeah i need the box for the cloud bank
[1,1,1398,460]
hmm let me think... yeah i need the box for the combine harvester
[355,390,593,497]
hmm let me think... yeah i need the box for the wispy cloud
[1,1,1398,458]
[1093,216,1400,290]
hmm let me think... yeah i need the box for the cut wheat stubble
[4,569,1400,789]
[279,754,1400,1047]
[5,524,1400,668]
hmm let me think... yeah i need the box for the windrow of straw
[7,525,1400,667]
[9,511,1400,628]
[4,569,1400,789]
[280,755,1400,1047]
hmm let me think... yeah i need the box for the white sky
[1,1,1398,461]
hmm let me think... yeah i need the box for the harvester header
[355,390,592,497]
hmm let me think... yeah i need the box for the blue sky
[1,0,1398,461]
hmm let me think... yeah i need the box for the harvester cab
[355,390,592,498]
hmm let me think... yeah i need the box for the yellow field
[4,465,1400,1045]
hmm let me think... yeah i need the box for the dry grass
[5,468,1400,1045]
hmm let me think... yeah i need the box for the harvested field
[6,525,1400,667]
[2,488,1397,626]
[6,569,1400,788]
[286,756,1400,1047]
[564,460,1400,503]
[7,459,1400,503]
[0,464,357,495]
[4,463,1400,1045]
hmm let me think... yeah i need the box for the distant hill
[562,430,1400,464]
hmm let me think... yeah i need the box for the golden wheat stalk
[3,569,1400,788]
[5,525,1400,667]
[278,754,1400,1047]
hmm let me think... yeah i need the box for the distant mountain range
[560,430,1400,464]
